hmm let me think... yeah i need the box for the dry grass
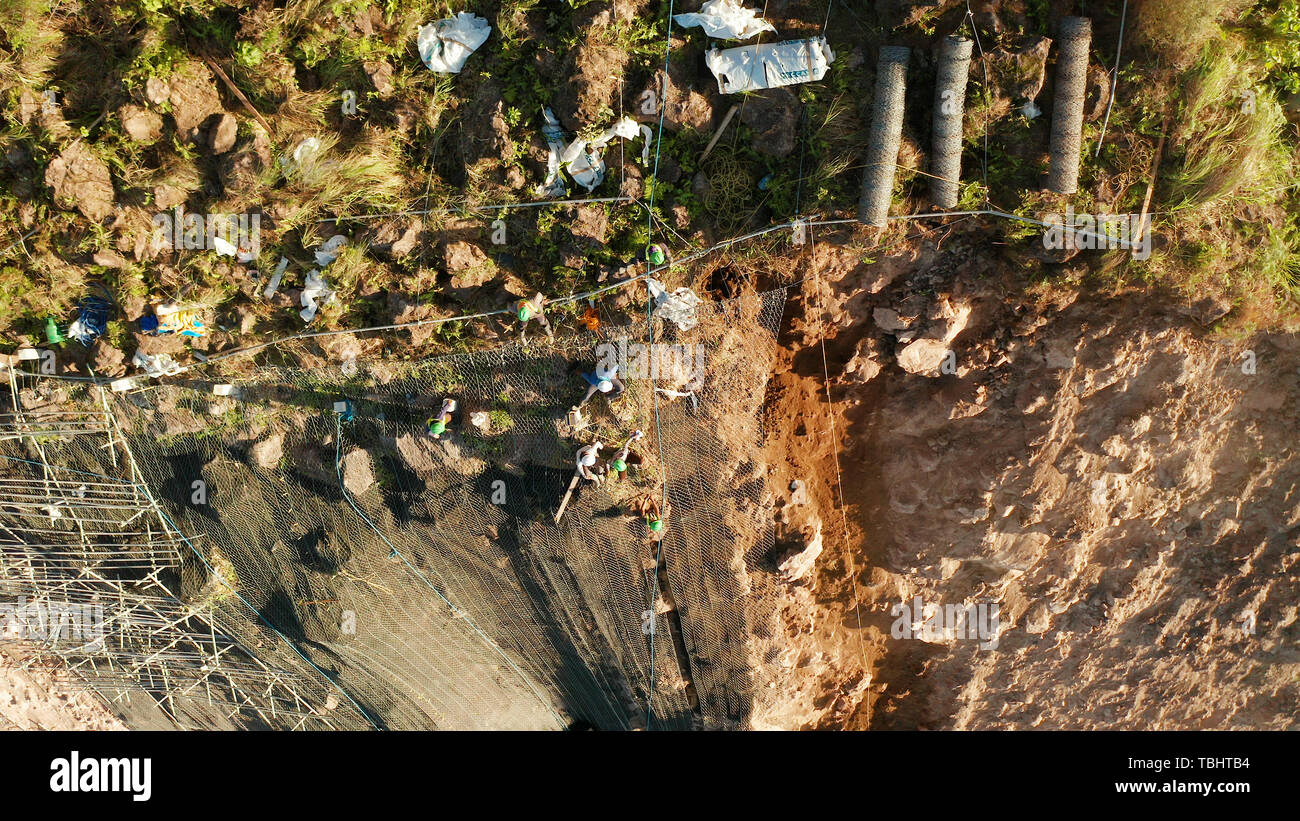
[1144,36,1300,310]
[0,0,62,95]
[1133,0,1255,69]
[274,128,411,232]
[1165,38,1292,209]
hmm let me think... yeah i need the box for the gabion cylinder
[930,36,973,209]
[1046,16,1091,194]
[858,45,910,226]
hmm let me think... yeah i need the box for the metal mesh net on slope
[35,286,788,729]
[0,393,373,730]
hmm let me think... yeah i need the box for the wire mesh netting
[2,287,790,730]
[0,394,370,729]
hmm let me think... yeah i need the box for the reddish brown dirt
[756,219,1300,730]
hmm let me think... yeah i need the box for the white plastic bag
[212,235,238,257]
[280,137,322,174]
[536,107,569,198]
[418,13,491,74]
[537,109,649,196]
[646,278,703,332]
[563,117,642,191]
[300,269,336,322]
[705,37,835,94]
[314,235,348,267]
[214,232,258,263]
[673,0,775,40]
[132,350,183,378]
[263,257,288,300]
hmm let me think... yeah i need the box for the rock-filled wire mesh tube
[858,45,911,226]
[1046,16,1091,194]
[930,36,973,209]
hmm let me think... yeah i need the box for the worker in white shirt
[575,441,605,485]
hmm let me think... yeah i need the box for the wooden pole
[553,471,582,524]
[699,104,740,163]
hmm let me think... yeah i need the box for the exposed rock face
[106,206,168,261]
[17,88,44,125]
[89,340,127,377]
[395,432,439,474]
[845,338,884,384]
[341,449,374,496]
[896,337,953,375]
[436,437,488,478]
[366,218,422,259]
[217,128,272,193]
[1005,36,1052,103]
[552,20,639,132]
[739,87,800,158]
[442,238,494,289]
[760,214,1300,731]
[868,304,1300,729]
[636,60,717,134]
[153,182,188,208]
[873,307,910,332]
[251,434,284,469]
[364,60,395,96]
[145,77,170,106]
[459,82,510,173]
[569,205,608,244]
[971,35,1053,127]
[165,63,225,141]
[119,104,163,143]
[92,249,128,268]
[210,113,239,154]
[0,644,129,730]
[386,294,448,346]
[45,143,115,222]
[664,84,716,132]
[837,258,1300,729]
[895,298,973,376]
[777,522,824,583]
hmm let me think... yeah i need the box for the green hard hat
[517,302,534,321]
[427,419,446,435]
[647,518,663,532]
[612,459,627,472]
[647,245,666,265]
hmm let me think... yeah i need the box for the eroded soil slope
[761,226,1300,729]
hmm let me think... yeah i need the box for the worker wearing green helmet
[608,430,642,482]
[629,489,667,539]
[426,398,457,439]
[511,292,553,343]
